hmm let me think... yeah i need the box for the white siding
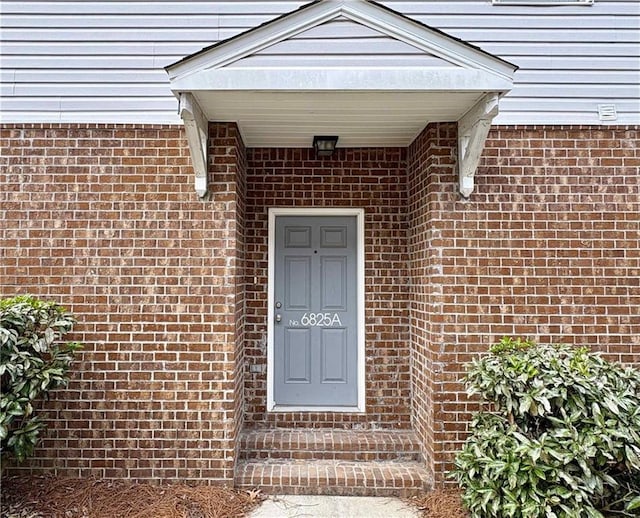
[1,0,639,125]
[228,17,458,68]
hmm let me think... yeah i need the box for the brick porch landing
[235,429,430,496]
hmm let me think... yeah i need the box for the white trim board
[267,207,366,413]
[170,68,513,93]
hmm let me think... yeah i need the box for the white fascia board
[167,0,342,82]
[342,2,517,81]
[170,68,513,94]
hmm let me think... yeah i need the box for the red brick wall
[243,147,413,429]
[0,123,245,482]
[208,123,247,470]
[407,123,457,484]
[408,124,640,484]
[1,122,638,485]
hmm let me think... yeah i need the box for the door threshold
[270,405,365,413]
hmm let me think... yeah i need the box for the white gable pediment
[166,0,516,85]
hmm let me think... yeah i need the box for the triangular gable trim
[166,0,517,82]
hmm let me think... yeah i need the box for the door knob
[276,314,282,323]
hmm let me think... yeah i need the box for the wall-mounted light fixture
[313,135,339,157]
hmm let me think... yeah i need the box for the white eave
[165,0,517,198]
[169,68,512,93]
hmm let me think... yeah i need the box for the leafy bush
[453,337,640,517]
[0,295,81,464]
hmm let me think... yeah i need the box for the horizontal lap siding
[228,18,456,68]
[1,0,639,124]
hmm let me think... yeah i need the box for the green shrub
[0,295,82,465]
[453,337,640,517]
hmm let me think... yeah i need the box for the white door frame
[267,207,365,412]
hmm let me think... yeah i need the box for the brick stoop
[235,429,431,496]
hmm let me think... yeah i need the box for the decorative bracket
[457,93,499,198]
[179,92,209,198]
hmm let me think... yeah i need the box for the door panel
[274,215,358,407]
[321,256,347,310]
[321,328,347,383]
[284,256,311,310]
[284,328,311,383]
[285,226,311,248]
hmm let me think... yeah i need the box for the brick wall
[1,122,638,485]
[243,147,413,429]
[208,123,247,472]
[407,124,640,484]
[0,123,246,482]
[407,123,457,483]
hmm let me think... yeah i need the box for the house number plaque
[289,312,343,327]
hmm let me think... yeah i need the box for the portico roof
[165,0,517,198]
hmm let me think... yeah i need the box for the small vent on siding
[597,104,617,121]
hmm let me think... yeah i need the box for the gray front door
[274,215,358,407]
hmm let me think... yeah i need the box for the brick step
[239,428,422,461]
[235,459,430,497]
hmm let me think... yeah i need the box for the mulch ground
[1,474,468,518]
[0,475,263,518]
[411,489,469,518]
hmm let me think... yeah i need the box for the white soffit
[193,90,484,148]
